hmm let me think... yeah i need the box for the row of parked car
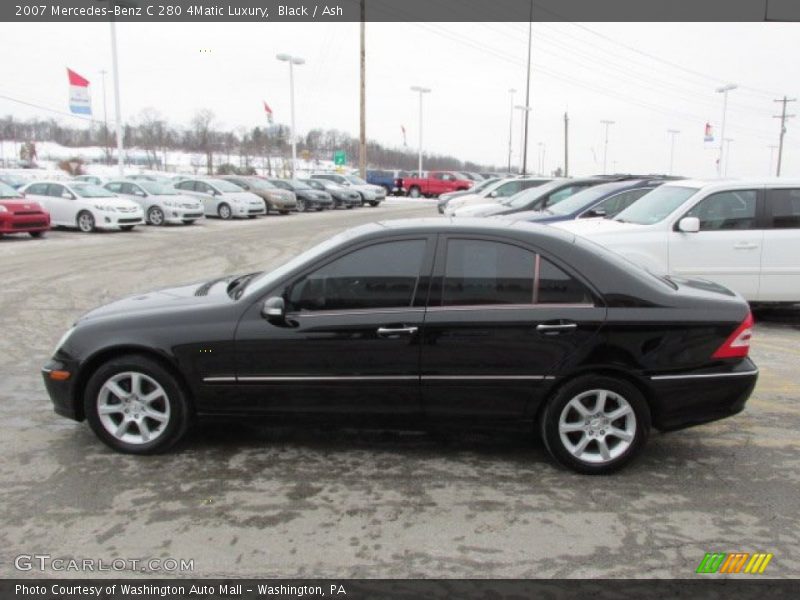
[433,173,800,304]
[0,171,388,236]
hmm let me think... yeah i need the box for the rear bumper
[0,213,50,233]
[648,358,758,431]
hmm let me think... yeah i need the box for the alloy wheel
[148,206,165,225]
[218,203,232,219]
[96,371,171,445]
[77,211,95,233]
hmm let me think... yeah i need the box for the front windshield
[72,183,116,198]
[548,182,631,215]
[614,185,699,225]
[0,174,25,187]
[504,180,565,208]
[471,178,499,194]
[208,179,245,193]
[0,181,22,198]
[345,175,367,185]
[140,182,178,195]
[290,180,311,190]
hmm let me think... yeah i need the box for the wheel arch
[71,345,195,421]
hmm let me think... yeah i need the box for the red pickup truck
[402,171,473,198]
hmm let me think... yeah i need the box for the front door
[232,236,435,414]
[668,188,764,300]
[421,236,605,418]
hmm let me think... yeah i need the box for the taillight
[712,312,753,359]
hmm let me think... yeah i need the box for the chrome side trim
[426,303,596,312]
[203,375,556,383]
[203,376,237,383]
[291,308,426,318]
[237,375,418,382]
[650,370,759,381]
[422,375,555,381]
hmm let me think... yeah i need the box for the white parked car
[553,179,800,303]
[104,180,204,225]
[20,181,144,233]
[443,177,550,216]
[173,178,266,219]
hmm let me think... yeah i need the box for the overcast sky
[1,21,798,177]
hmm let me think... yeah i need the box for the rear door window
[766,188,800,228]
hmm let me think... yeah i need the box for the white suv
[553,179,800,303]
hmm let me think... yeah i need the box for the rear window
[767,188,800,228]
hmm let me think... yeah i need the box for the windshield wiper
[227,272,261,299]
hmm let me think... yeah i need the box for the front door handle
[733,242,758,250]
[377,326,418,338]
[536,322,578,335]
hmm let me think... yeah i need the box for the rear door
[668,188,764,300]
[759,187,800,301]
[420,235,605,418]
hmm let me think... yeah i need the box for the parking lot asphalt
[0,200,798,579]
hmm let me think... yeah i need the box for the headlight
[53,326,75,355]
[163,200,179,207]
[94,205,116,212]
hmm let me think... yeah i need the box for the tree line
[0,110,498,175]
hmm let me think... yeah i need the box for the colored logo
[696,552,773,574]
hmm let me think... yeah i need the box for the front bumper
[97,213,145,229]
[42,358,82,421]
[0,212,50,233]
[163,206,205,223]
[333,193,361,207]
[648,358,759,431]
[234,204,267,218]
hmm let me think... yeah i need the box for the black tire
[120,226,135,231]
[346,204,354,209]
[83,354,191,455]
[368,201,380,207]
[182,220,196,225]
[218,203,232,220]
[296,198,306,213]
[147,206,165,226]
[408,186,421,198]
[280,210,290,215]
[29,231,45,238]
[77,210,95,233]
[539,375,650,475]
[264,203,271,215]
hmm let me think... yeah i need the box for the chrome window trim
[427,303,596,312]
[650,369,758,381]
[290,308,426,318]
[203,375,554,383]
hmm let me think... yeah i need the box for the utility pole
[506,88,516,173]
[410,86,431,176]
[601,119,615,175]
[715,83,737,177]
[358,0,366,179]
[110,21,125,177]
[515,105,531,174]
[773,95,796,177]
[563,112,569,177]
[100,69,109,165]
[521,0,533,175]
[667,129,680,175]
[723,138,734,176]
[768,144,778,175]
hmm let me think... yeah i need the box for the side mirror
[678,216,700,233]
[489,191,498,198]
[588,208,607,218]
[61,192,74,200]
[135,190,145,197]
[262,296,286,322]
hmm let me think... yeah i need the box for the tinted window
[589,188,652,218]
[47,184,66,197]
[685,190,757,231]
[25,183,49,195]
[767,188,800,228]
[105,182,122,193]
[494,181,521,197]
[443,239,535,306]
[614,185,699,225]
[544,184,592,208]
[538,258,592,304]
[289,240,426,311]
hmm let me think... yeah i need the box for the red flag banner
[263,101,274,124]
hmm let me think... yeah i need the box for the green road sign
[333,150,346,166]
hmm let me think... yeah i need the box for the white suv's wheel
[540,375,650,474]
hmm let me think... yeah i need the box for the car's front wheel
[408,186,421,198]
[218,203,232,220]
[84,355,190,454]
[77,210,95,233]
[540,375,650,474]
[296,198,306,212]
[147,206,165,226]
[29,231,45,238]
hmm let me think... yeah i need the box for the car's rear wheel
[29,231,45,238]
[408,186,421,198]
[218,203,232,220]
[147,206,165,226]
[540,375,650,474]
[84,355,190,454]
[369,201,379,207]
[77,211,95,233]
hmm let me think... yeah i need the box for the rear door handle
[536,322,578,334]
[733,242,758,250]
[377,326,418,338]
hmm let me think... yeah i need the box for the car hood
[0,198,43,211]
[454,202,509,217]
[78,276,248,322]
[552,218,647,236]
[91,197,143,211]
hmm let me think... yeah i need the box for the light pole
[410,86,431,176]
[277,53,305,177]
[515,105,531,174]
[716,83,737,177]
[768,144,778,175]
[723,138,734,176]
[667,129,680,175]
[109,22,124,177]
[601,119,615,175]
[506,88,516,174]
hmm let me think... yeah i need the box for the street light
[601,120,615,175]
[410,86,431,176]
[507,88,516,174]
[715,83,737,177]
[723,138,734,176]
[667,129,680,175]
[515,105,531,174]
[276,53,305,177]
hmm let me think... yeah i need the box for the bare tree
[189,109,216,174]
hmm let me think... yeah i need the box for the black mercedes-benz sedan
[42,219,757,474]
